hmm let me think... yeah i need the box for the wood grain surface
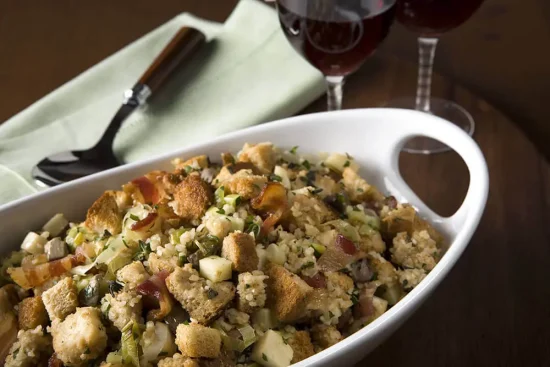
[0,1,549,366]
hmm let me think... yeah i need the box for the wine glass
[386,0,485,154]
[276,0,397,111]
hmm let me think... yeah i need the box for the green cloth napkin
[0,0,325,206]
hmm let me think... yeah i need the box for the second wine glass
[276,0,396,111]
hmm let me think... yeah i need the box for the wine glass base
[384,97,475,154]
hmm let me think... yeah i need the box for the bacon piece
[251,182,288,235]
[136,270,173,321]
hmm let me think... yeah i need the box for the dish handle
[380,110,489,236]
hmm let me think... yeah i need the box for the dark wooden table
[1,1,549,366]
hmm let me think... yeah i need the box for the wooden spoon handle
[137,27,206,95]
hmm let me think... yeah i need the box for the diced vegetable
[121,321,141,367]
[238,324,257,348]
[199,256,233,282]
[252,308,278,331]
[45,238,67,261]
[266,244,286,265]
[251,330,293,367]
[273,166,291,189]
[141,322,176,363]
[310,243,326,257]
[324,153,359,172]
[0,252,24,285]
[224,194,241,207]
[78,275,101,306]
[170,227,187,244]
[42,213,69,237]
[346,207,380,230]
[20,232,47,255]
[215,186,225,206]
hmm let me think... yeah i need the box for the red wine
[277,0,396,76]
[396,0,485,35]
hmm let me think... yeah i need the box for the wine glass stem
[415,37,439,113]
[326,76,344,111]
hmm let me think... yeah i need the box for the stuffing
[4,325,52,367]
[310,324,342,349]
[381,204,445,246]
[265,264,313,322]
[397,268,427,291]
[158,353,200,367]
[51,307,107,366]
[236,271,268,313]
[367,252,404,306]
[341,167,384,204]
[117,261,150,289]
[148,253,179,274]
[289,193,336,230]
[85,191,123,235]
[215,169,267,200]
[238,142,276,173]
[175,323,221,358]
[17,295,48,329]
[101,290,142,331]
[391,230,440,271]
[42,276,78,321]
[287,330,315,363]
[221,232,259,272]
[165,265,235,324]
[174,155,210,170]
[172,174,213,224]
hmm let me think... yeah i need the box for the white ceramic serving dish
[0,108,488,366]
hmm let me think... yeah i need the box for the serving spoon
[32,27,206,187]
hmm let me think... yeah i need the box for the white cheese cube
[199,256,233,282]
[21,232,47,254]
[251,330,293,367]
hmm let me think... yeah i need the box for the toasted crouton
[166,265,235,324]
[342,167,385,204]
[172,174,213,224]
[158,354,200,367]
[174,155,210,170]
[310,324,342,349]
[42,277,78,321]
[18,296,48,329]
[147,253,179,274]
[85,191,123,235]
[265,264,313,322]
[214,169,267,200]
[381,204,445,246]
[221,232,258,272]
[117,261,150,289]
[238,142,275,173]
[51,307,107,366]
[288,331,315,363]
[289,193,336,229]
[175,323,221,358]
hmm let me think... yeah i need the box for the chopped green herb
[351,289,360,305]
[252,183,261,190]
[133,240,151,261]
[402,279,409,287]
[245,284,251,289]
[289,146,298,154]
[262,353,268,362]
[108,281,123,296]
[343,160,351,168]
[269,174,282,182]
[102,230,111,239]
[357,188,364,193]
[184,165,193,173]
[12,348,19,360]
[83,346,91,354]
[129,214,140,222]
[217,208,225,215]
[371,272,378,281]
[301,261,314,270]
[122,238,129,248]
[158,351,169,357]
[328,311,334,318]
[302,160,311,170]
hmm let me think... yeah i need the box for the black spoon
[32,27,206,187]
